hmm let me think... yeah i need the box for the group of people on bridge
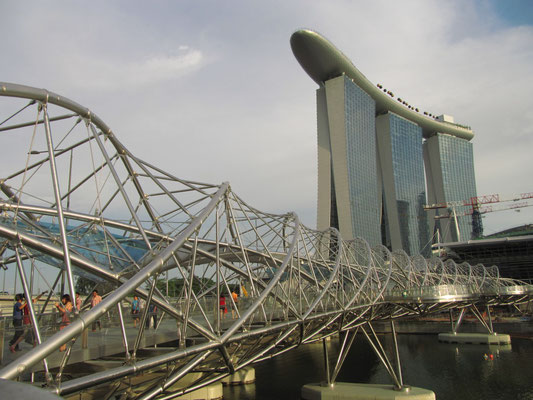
[131,295,159,329]
[219,289,241,319]
[8,289,103,353]
[8,284,247,355]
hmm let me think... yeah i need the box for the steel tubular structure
[0,82,531,399]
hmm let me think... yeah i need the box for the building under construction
[438,225,533,284]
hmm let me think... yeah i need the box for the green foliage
[156,277,223,297]
[77,275,238,298]
[75,276,96,295]
[75,276,114,296]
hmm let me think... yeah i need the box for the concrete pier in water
[175,383,223,400]
[302,382,435,400]
[438,332,511,345]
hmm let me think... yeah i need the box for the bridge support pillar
[303,322,435,399]
[443,305,511,345]
[438,332,511,345]
[173,382,223,400]
[81,328,88,349]
[302,382,435,400]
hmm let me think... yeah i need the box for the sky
[1,0,532,237]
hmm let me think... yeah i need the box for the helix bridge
[0,82,531,399]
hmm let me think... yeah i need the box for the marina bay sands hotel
[291,29,478,256]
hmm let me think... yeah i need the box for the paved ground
[0,308,246,373]
[1,315,182,372]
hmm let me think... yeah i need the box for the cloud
[0,0,531,234]
[66,49,205,91]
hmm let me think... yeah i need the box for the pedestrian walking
[90,289,102,331]
[145,303,158,329]
[8,294,24,352]
[231,290,239,319]
[75,292,82,311]
[19,291,47,347]
[55,294,73,352]
[219,294,227,320]
[132,296,140,327]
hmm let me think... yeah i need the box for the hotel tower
[291,29,478,256]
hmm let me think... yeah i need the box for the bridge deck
[2,284,531,374]
[1,317,182,372]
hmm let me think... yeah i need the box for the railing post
[486,306,494,334]
[449,309,455,332]
[0,317,4,364]
[454,308,466,333]
[116,302,130,361]
[390,319,403,388]
[133,277,157,359]
[81,327,88,349]
[322,337,331,386]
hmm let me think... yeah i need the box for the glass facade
[319,76,476,253]
[388,113,430,256]
[343,77,381,245]
[436,134,477,241]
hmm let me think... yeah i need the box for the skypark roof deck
[290,29,474,141]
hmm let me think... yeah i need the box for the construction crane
[434,201,533,219]
[424,192,533,210]
[424,192,533,240]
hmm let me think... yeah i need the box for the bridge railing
[384,284,477,303]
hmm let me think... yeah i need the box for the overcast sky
[2,0,532,236]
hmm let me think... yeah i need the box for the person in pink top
[55,294,73,351]
[75,292,82,312]
[91,289,102,331]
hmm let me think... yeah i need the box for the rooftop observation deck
[290,29,474,141]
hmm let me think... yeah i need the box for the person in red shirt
[219,294,227,320]
[11,291,47,350]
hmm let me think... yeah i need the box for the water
[224,334,533,400]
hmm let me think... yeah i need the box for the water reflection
[224,383,256,399]
[223,335,533,400]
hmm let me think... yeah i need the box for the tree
[75,276,114,296]
[156,277,216,298]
